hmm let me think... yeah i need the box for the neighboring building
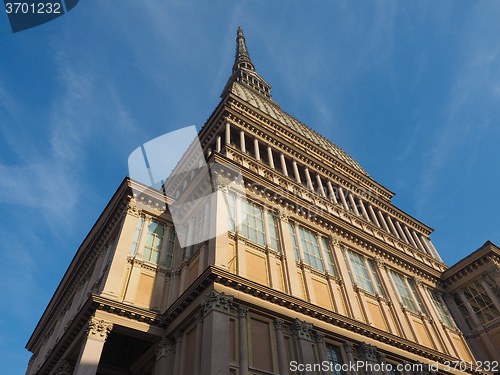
[26,28,480,375]
[441,240,500,363]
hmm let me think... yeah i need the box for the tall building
[26,28,479,375]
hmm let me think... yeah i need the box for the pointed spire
[233,26,255,73]
[221,27,272,99]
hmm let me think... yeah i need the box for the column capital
[201,290,234,314]
[373,257,385,269]
[237,306,249,318]
[412,276,423,287]
[376,352,386,363]
[274,318,284,330]
[342,342,354,353]
[442,293,454,303]
[313,332,325,343]
[155,336,175,360]
[278,209,289,223]
[53,359,73,375]
[85,318,113,341]
[175,331,184,344]
[291,318,313,340]
[357,342,377,362]
[328,235,340,247]
[127,201,142,217]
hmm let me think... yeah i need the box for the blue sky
[1,1,500,373]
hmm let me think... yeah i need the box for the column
[304,167,314,191]
[216,135,221,152]
[411,230,425,252]
[327,181,338,204]
[377,353,390,375]
[329,238,364,321]
[384,215,400,239]
[314,332,327,375]
[240,130,246,153]
[194,311,204,375]
[442,294,470,333]
[267,144,275,168]
[348,193,360,216]
[480,278,500,311]
[254,138,261,161]
[394,220,409,243]
[238,307,249,375]
[73,318,113,375]
[315,174,326,197]
[280,153,289,176]
[154,337,175,375]
[402,225,417,248]
[357,198,370,222]
[376,210,390,232]
[225,122,231,145]
[457,289,482,327]
[338,187,350,211]
[278,214,302,298]
[418,235,433,256]
[292,159,302,184]
[274,319,289,375]
[292,319,316,371]
[342,343,358,375]
[172,331,183,375]
[368,204,381,227]
[200,291,233,375]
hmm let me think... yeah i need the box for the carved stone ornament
[86,318,113,341]
[127,202,141,216]
[237,306,249,318]
[373,257,385,269]
[201,290,234,314]
[328,236,340,246]
[376,352,386,363]
[291,318,313,340]
[278,209,290,223]
[274,318,284,330]
[155,336,174,360]
[342,342,353,353]
[488,265,500,277]
[313,332,325,343]
[54,359,73,375]
[357,342,378,362]
[442,293,454,303]
[213,171,233,192]
[412,276,423,287]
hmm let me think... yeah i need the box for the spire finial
[234,26,253,72]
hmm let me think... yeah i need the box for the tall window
[130,216,144,255]
[241,200,266,246]
[227,194,236,233]
[347,251,374,294]
[325,344,344,375]
[298,226,324,272]
[427,289,454,328]
[321,237,337,276]
[390,272,420,313]
[462,280,500,325]
[267,211,280,252]
[190,207,205,254]
[143,221,165,264]
[165,229,176,269]
[289,223,300,261]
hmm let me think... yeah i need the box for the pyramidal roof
[221,27,370,178]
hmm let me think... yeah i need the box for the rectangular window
[190,207,205,254]
[143,221,165,264]
[289,223,300,261]
[348,251,374,294]
[165,228,176,269]
[130,216,144,255]
[267,211,280,252]
[325,343,344,375]
[321,237,337,276]
[227,194,236,233]
[427,289,454,328]
[463,280,500,325]
[298,226,324,272]
[390,271,418,312]
[241,200,265,246]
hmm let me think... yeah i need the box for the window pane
[298,226,324,272]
